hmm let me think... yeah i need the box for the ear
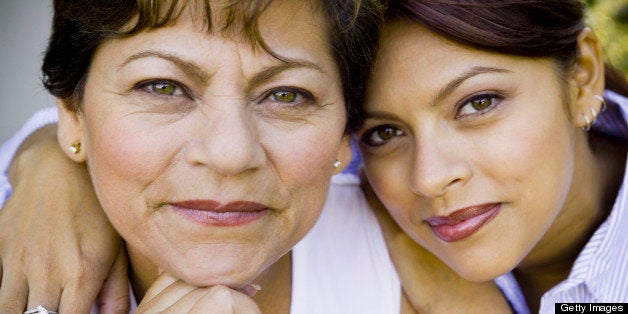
[333,134,353,174]
[56,98,87,162]
[570,27,605,129]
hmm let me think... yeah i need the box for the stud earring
[69,142,81,155]
[333,160,341,170]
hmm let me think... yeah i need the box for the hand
[136,272,261,314]
[0,125,130,313]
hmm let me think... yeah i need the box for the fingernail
[240,283,262,297]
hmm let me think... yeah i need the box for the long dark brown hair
[386,0,628,96]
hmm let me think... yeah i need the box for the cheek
[363,155,415,223]
[84,119,178,186]
[473,106,576,259]
[81,114,184,233]
[480,108,575,208]
[264,123,345,223]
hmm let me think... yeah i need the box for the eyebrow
[120,50,326,86]
[248,59,326,88]
[429,66,510,107]
[120,51,212,82]
[362,110,401,122]
[363,66,510,121]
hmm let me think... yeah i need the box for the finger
[56,274,102,314]
[26,273,62,313]
[194,286,261,314]
[137,273,195,312]
[157,288,206,313]
[24,251,62,312]
[238,283,262,297]
[0,268,28,313]
[141,272,180,301]
[168,285,261,314]
[97,246,131,314]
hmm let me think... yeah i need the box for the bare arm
[0,124,129,313]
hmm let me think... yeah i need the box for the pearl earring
[69,142,81,154]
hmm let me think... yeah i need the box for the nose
[186,106,265,176]
[410,132,471,198]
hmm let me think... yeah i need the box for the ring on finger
[24,305,58,314]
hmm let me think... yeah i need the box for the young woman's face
[62,0,350,289]
[359,20,581,281]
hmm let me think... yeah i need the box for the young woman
[358,0,628,312]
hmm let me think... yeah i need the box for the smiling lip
[170,200,269,227]
[425,203,501,242]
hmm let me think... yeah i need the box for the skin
[6,3,620,314]
[55,0,351,311]
[0,125,130,313]
[358,19,621,311]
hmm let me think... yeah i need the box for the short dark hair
[42,0,384,132]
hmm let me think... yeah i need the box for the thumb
[98,245,131,314]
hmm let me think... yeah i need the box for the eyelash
[135,79,191,98]
[135,80,315,103]
[455,92,502,118]
[133,78,320,120]
[359,124,405,148]
[360,93,504,149]
[257,86,316,108]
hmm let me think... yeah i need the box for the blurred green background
[588,0,628,76]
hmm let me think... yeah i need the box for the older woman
[0,0,395,312]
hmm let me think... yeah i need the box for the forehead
[96,0,336,74]
[377,20,473,71]
[368,19,561,110]
[374,19,536,83]
[171,0,327,49]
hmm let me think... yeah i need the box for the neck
[515,132,626,312]
[127,247,293,313]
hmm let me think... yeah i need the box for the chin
[444,255,514,283]
[172,260,263,288]
[455,266,504,282]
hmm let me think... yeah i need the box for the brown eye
[362,125,404,147]
[457,94,500,117]
[377,127,398,141]
[471,97,491,111]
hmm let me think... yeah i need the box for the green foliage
[588,0,628,77]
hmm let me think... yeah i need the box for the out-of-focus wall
[0,1,54,144]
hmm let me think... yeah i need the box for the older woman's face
[359,20,582,281]
[66,0,348,288]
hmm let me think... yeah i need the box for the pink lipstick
[170,200,269,226]
[425,203,500,242]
